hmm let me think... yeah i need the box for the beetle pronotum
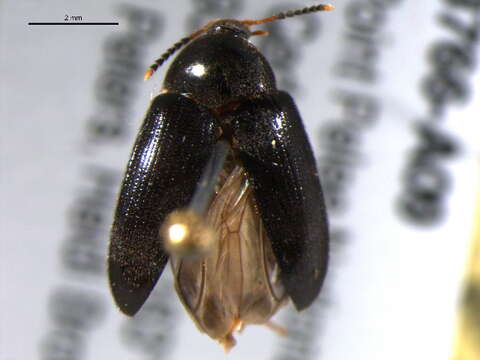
[108,4,332,351]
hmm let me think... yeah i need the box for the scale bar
[28,22,119,25]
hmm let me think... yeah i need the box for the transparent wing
[172,165,286,343]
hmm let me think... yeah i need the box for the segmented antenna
[144,3,334,80]
[144,37,191,80]
[241,4,334,26]
[144,21,217,80]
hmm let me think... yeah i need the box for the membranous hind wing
[229,91,329,310]
[108,93,217,315]
[172,165,286,348]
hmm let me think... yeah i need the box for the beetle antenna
[241,3,334,27]
[144,4,334,80]
[144,20,218,80]
[144,37,190,80]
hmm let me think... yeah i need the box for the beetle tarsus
[220,333,236,353]
[265,321,288,336]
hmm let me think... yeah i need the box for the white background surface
[2,1,479,359]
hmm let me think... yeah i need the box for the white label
[2,1,479,359]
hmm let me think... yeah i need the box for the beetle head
[143,4,334,80]
[205,19,251,39]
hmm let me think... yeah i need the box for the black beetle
[108,4,332,350]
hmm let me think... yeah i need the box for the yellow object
[451,186,480,360]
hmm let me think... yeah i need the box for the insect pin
[108,3,333,351]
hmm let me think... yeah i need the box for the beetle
[108,4,332,350]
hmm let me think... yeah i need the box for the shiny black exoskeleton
[109,16,329,318]
[164,21,275,108]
